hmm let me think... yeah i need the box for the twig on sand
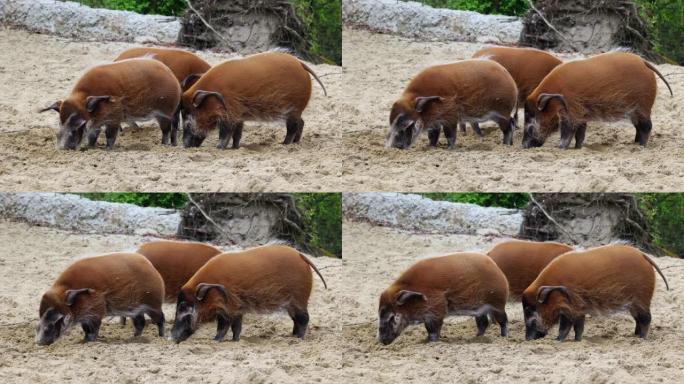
[184,0,228,43]
[528,194,580,244]
[526,0,579,52]
[343,320,375,327]
[185,193,229,237]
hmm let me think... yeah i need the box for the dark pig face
[182,90,227,148]
[522,297,547,340]
[386,96,443,149]
[522,94,569,149]
[170,291,198,343]
[522,286,571,340]
[35,307,69,346]
[377,290,427,345]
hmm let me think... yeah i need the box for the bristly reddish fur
[487,239,573,299]
[136,240,223,302]
[522,244,669,340]
[115,47,210,84]
[377,252,509,344]
[473,46,562,105]
[524,52,673,149]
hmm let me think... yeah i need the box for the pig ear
[39,100,62,113]
[536,286,571,304]
[536,93,568,112]
[64,288,93,306]
[414,96,443,113]
[181,74,203,91]
[395,290,427,306]
[195,283,228,302]
[85,95,112,113]
[192,90,227,110]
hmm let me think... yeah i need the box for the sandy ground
[2,217,682,383]
[0,28,343,192]
[340,28,684,192]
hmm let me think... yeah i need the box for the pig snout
[170,314,194,343]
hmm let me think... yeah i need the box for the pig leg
[214,312,230,341]
[475,314,489,337]
[443,124,457,150]
[632,114,652,146]
[472,122,484,137]
[170,108,180,146]
[496,117,514,146]
[147,308,165,337]
[459,123,466,133]
[81,318,101,342]
[217,120,235,150]
[424,317,443,342]
[490,309,508,337]
[427,126,440,146]
[558,118,574,149]
[120,316,126,327]
[232,122,243,149]
[573,315,585,341]
[132,314,146,337]
[574,122,587,149]
[87,127,101,147]
[104,124,120,150]
[291,309,310,339]
[158,117,173,145]
[633,310,652,339]
[556,314,573,341]
[284,116,303,144]
[293,118,305,143]
[231,314,243,341]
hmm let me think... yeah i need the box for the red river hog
[387,59,518,150]
[522,244,669,341]
[180,52,327,149]
[378,252,509,345]
[114,47,211,90]
[40,58,181,149]
[522,51,673,149]
[136,240,223,302]
[487,239,573,299]
[456,47,562,136]
[170,244,327,343]
[36,253,165,345]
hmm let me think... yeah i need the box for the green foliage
[637,193,684,257]
[294,193,342,258]
[292,0,342,65]
[408,0,529,16]
[79,193,188,209]
[75,0,186,16]
[635,0,684,64]
[419,193,529,209]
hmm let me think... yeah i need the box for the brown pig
[136,240,223,302]
[377,252,509,345]
[487,239,573,299]
[114,47,211,89]
[521,244,669,341]
[170,244,327,343]
[180,52,327,149]
[387,59,518,150]
[36,253,165,345]
[455,47,562,136]
[522,51,673,149]
[40,58,181,149]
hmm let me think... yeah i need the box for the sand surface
[340,28,684,192]
[0,28,342,192]
[1,218,682,383]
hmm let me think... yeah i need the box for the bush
[292,0,342,65]
[419,193,529,209]
[635,0,684,64]
[79,193,188,209]
[408,0,529,16]
[295,193,342,258]
[637,193,684,257]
